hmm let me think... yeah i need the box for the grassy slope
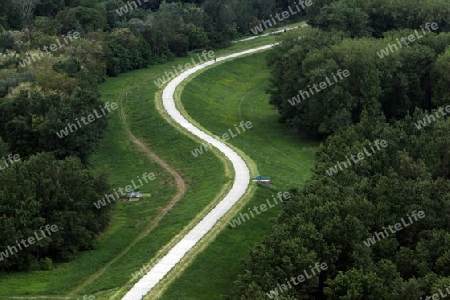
[0,23,311,300]
[158,52,317,299]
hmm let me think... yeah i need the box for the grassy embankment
[157,52,317,299]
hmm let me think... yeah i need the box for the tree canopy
[230,0,450,299]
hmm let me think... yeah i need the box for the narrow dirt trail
[118,94,186,211]
[68,95,186,297]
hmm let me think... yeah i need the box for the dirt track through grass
[68,94,187,297]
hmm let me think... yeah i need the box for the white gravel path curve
[122,44,274,300]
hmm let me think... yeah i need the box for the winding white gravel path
[232,23,307,43]
[122,45,274,300]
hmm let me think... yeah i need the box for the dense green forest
[229,0,450,299]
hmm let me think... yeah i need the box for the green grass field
[0,23,315,300]
[158,52,318,299]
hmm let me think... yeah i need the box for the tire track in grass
[68,94,186,297]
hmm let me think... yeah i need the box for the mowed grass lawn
[158,52,318,300]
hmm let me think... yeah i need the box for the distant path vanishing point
[122,44,275,300]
